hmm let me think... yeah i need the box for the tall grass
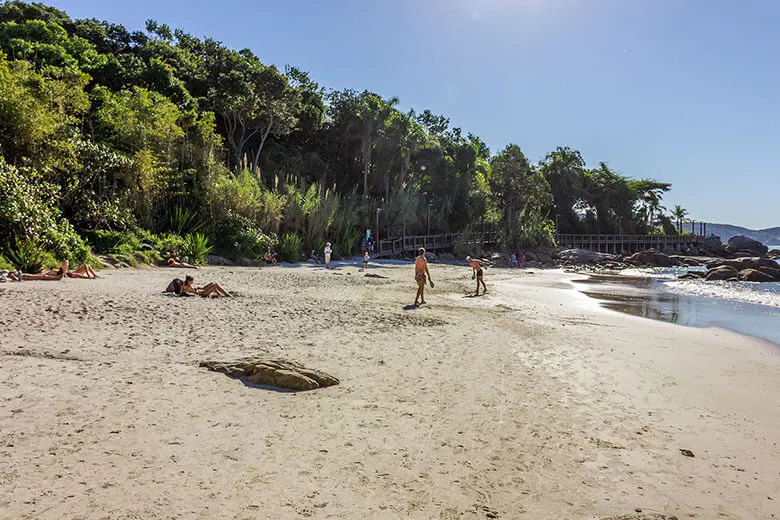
[181,232,214,263]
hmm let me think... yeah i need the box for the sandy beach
[0,263,778,520]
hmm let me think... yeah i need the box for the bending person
[466,256,487,295]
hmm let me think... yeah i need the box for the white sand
[0,263,778,519]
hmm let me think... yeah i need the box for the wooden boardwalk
[377,232,499,256]
[555,233,704,254]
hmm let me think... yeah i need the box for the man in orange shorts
[414,248,433,305]
[466,255,487,295]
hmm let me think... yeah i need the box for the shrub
[166,206,202,236]
[0,157,89,262]
[279,233,302,263]
[5,238,51,272]
[234,228,277,262]
[181,232,213,264]
[0,255,13,270]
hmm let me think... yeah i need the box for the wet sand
[1,264,778,519]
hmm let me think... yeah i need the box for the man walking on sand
[467,255,487,296]
[414,248,433,305]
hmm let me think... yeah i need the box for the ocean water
[621,262,780,309]
[573,262,780,345]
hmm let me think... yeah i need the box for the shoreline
[1,265,778,519]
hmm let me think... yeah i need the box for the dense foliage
[0,2,677,268]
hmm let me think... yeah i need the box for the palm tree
[671,205,688,235]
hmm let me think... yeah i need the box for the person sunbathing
[165,255,199,269]
[263,250,278,265]
[66,264,100,279]
[167,275,230,297]
[9,261,69,281]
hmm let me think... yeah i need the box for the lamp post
[376,208,382,254]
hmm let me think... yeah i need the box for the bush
[279,233,302,263]
[166,206,202,236]
[5,238,57,272]
[0,255,13,270]
[0,157,89,262]
[234,228,277,262]
[181,232,213,264]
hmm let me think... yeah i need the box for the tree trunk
[251,113,274,181]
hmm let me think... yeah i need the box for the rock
[558,249,616,264]
[669,255,702,266]
[738,269,775,282]
[678,271,704,280]
[206,255,234,266]
[200,359,339,391]
[625,249,678,267]
[524,260,543,268]
[725,235,768,257]
[758,266,780,281]
[768,249,780,260]
[705,257,779,271]
[705,265,738,281]
[425,251,438,261]
[679,448,695,457]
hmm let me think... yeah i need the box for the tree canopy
[0,1,676,267]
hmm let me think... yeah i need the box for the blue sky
[48,0,780,229]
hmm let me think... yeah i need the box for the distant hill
[705,224,780,246]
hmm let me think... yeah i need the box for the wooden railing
[377,232,499,256]
[555,233,705,253]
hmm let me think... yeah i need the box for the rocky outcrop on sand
[704,256,778,271]
[200,358,340,391]
[725,235,769,257]
[769,249,780,260]
[558,249,616,264]
[625,249,678,267]
[737,268,777,282]
[704,265,738,281]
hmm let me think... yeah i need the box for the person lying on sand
[66,264,100,279]
[414,248,433,306]
[466,256,487,295]
[9,261,69,281]
[166,275,230,297]
[165,255,199,269]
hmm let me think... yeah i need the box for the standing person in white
[324,242,332,269]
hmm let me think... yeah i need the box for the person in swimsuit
[66,264,100,279]
[9,260,69,281]
[165,255,198,269]
[467,256,487,295]
[414,248,432,305]
[181,275,231,297]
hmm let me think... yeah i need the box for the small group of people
[412,249,492,305]
[0,260,100,282]
[164,275,230,297]
[164,251,199,269]
[510,251,526,268]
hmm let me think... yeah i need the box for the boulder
[206,255,234,266]
[757,266,780,281]
[705,257,778,271]
[669,255,702,266]
[738,268,775,282]
[704,265,738,281]
[625,249,678,267]
[558,249,616,264]
[200,358,339,391]
[768,249,780,260]
[725,235,768,257]
[701,235,725,253]
[678,271,705,280]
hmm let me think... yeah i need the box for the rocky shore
[513,235,780,283]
